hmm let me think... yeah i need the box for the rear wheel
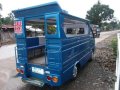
[97,34,100,38]
[73,65,78,78]
[89,52,94,62]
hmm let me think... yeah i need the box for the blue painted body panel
[13,2,95,87]
[12,2,62,18]
[61,36,92,82]
[26,37,39,47]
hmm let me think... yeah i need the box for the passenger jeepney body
[13,2,95,87]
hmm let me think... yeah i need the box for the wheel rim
[92,52,94,59]
[73,66,77,78]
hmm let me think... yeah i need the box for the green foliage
[32,24,44,29]
[111,37,117,56]
[0,12,14,25]
[86,1,114,26]
[0,19,1,26]
[101,19,120,31]
[0,3,2,27]
[0,3,2,19]
[2,17,13,25]
[47,25,56,34]
[110,21,118,30]
[117,22,120,29]
[0,3,2,10]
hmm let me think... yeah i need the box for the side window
[77,24,89,35]
[46,18,57,34]
[77,28,84,34]
[63,18,89,37]
[66,28,73,34]
[66,28,76,34]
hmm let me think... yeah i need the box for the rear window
[47,18,57,34]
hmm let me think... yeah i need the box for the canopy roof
[12,2,89,23]
[12,2,63,18]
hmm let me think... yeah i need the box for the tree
[0,3,2,18]
[110,18,118,30]
[0,4,1,9]
[101,17,120,31]
[2,12,14,25]
[8,13,14,21]
[0,3,2,28]
[0,3,2,46]
[86,1,114,26]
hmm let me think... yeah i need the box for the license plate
[32,67,44,75]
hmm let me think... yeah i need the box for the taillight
[16,68,20,73]
[20,70,24,74]
[47,75,58,83]
[52,76,58,83]
[16,68,24,74]
[47,76,52,81]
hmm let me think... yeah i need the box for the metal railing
[115,33,120,90]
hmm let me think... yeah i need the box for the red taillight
[20,70,24,74]
[16,68,24,74]
[47,76,52,81]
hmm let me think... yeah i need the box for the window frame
[63,18,89,38]
[45,13,60,38]
[46,17,57,35]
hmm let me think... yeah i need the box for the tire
[73,65,78,78]
[89,52,94,62]
[97,34,100,38]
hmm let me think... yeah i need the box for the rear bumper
[22,78,44,87]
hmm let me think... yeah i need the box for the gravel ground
[1,32,118,90]
[95,35,117,73]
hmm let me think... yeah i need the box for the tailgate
[27,64,46,80]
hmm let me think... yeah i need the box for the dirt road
[95,30,120,44]
[0,44,15,60]
[0,30,120,90]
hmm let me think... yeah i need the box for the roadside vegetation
[0,3,14,28]
[111,37,117,56]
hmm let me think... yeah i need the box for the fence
[115,33,120,90]
[0,30,15,45]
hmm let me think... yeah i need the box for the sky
[0,0,120,20]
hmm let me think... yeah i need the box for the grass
[111,37,117,56]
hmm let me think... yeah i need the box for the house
[0,25,15,45]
